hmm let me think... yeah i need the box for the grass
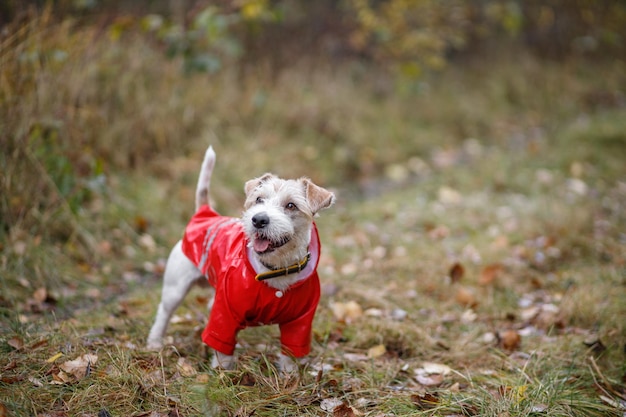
[1,11,626,417]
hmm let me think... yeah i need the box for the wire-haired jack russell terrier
[147,146,335,372]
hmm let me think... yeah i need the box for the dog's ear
[244,173,276,196]
[302,178,335,215]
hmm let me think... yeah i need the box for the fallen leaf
[390,308,408,321]
[330,301,363,323]
[449,262,465,283]
[416,374,444,387]
[33,287,48,303]
[139,233,157,252]
[364,308,384,317]
[134,215,150,233]
[51,370,72,385]
[60,353,98,379]
[13,241,27,256]
[195,373,210,384]
[340,263,358,275]
[438,186,463,204]
[460,309,477,323]
[414,371,444,386]
[455,286,478,308]
[46,352,64,363]
[427,224,450,240]
[333,402,357,417]
[7,337,24,350]
[343,353,369,362]
[479,263,503,285]
[411,393,439,409]
[176,357,197,377]
[499,330,521,351]
[28,376,44,387]
[421,362,452,375]
[320,398,344,412]
[367,344,387,359]
[236,372,256,386]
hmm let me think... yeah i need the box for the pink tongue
[254,238,271,252]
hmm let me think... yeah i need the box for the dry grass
[1,11,625,417]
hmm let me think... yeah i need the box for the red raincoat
[181,205,321,357]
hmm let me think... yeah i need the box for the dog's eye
[285,202,297,211]
[256,196,264,204]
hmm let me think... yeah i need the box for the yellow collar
[255,253,311,281]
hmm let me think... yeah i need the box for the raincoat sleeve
[201,291,243,356]
[278,272,321,357]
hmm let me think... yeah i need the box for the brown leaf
[333,403,357,417]
[134,215,150,233]
[427,225,450,240]
[60,353,98,380]
[415,373,444,386]
[176,357,197,377]
[449,262,465,283]
[479,263,503,285]
[455,287,478,308]
[499,330,521,351]
[237,372,256,386]
[320,398,344,412]
[33,287,48,303]
[52,370,72,385]
[411,393,439,410]
[7,337,24,350]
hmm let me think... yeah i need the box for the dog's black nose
[252,213,270,229]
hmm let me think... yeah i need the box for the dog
[147,146,335,372]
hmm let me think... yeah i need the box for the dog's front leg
[147,241,203,349]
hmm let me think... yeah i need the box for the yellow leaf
[330,301,363,323]
[516,385,528,403]
[367,344,386,359]
[46,352,64,363]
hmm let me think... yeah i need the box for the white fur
[147,146,334,373]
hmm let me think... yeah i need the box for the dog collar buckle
[255,252,311,281]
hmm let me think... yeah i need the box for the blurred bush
[5,1,622,74]
[346,0,625,76]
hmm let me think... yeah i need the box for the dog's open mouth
[253,234,291,254]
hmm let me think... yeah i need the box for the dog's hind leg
[195,146,216,211]
[147,241,204,349]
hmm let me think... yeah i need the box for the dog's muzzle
[251,212,290,253]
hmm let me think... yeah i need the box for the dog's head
[241,174,335,269]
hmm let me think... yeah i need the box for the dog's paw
[146,339,164,351]
[211,351,235,370]
[277,352,298,374]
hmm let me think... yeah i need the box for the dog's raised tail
[195,146,216,211]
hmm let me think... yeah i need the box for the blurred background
[1,0,624,301]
